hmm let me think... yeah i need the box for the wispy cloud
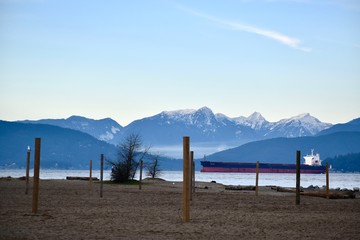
[180,7,312,52]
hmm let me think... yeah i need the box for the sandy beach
[1,177,359,240]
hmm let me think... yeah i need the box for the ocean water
[1,169,359,190]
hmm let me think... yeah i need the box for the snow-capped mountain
[233,112,271,132]
[122,107,252,145]
[19,116,123,145]
[122,107,331,147]
[265,113,332,138]
[161,106,233,132]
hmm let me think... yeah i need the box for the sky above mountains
[1,0,359,125]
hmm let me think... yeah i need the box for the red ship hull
[200,161,326,174]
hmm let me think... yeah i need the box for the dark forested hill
[206,132,360,168]
[317,118,360,136]
[325,152,360,172]
[0,120,117,169]
[0,121,180,170]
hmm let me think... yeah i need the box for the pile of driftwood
[66,176,99,181]
[225,185,356,199]
[272,186,356,199]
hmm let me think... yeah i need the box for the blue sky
[1,0,359,126]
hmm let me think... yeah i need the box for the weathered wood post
[32,138,41,214]
[192,158,195,194]
[255,161,259,196]
[182,136,190,222]
[326,162,329,199]
[296,150,301,205]
[190,151,194,201]
[139,160,143,190]
[25,146,31,195]
[100,154,104,198]
[89,160,93,190]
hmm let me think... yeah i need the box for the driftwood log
[272,186,355,199]
[66,176,99,181]
[225,185,256,191]
[301,191,355,199]
[271,186,300,193]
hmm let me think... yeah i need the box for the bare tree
[147,154,161,179]
[108,133,149,182]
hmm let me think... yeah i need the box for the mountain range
[18,107,332,157]
[2,107,359,171]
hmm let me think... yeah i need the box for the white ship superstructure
[303,149,322,166]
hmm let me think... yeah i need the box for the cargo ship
[200,150,326,174]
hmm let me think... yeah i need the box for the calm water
[1,169,359,190]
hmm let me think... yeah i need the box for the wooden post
[326,163,329,199]
[192,159,195,194]
[32,138,41,214]
[89,160,93,190]
[100,154,104,198]
[182,136,190,222]
[139,160,143,190]
[25,146,31,195]
[255,161,259,196]
[190,151,194,201]
[296,150,301,205]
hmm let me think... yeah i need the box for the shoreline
[1,169,360,190]
[2,175,360,193]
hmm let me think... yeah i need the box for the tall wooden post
[182,136,190,222]
[25,146,31,195]
[296,150,301,205]
[326,163,329,199]
[32,138,41,214]
[89,160,93,190]
[255,161,259,196]
[192,159,195,194]
[190,151,194,201]
[139,160,143,190]
[100,154,104,198]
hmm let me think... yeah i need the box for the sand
[1,177,359,240]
